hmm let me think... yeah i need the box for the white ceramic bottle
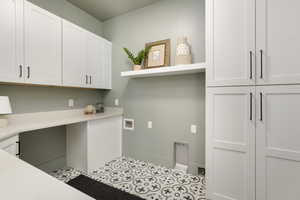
[175,37,192,65]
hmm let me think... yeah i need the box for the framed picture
[144,39,170,68]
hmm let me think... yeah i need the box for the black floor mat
[67,175,145,200]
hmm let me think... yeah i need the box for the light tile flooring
[50,157,206,200]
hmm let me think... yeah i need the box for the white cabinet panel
[86,33,104,89]
[207,0,255,86]
[0,0,23,83]
[256,0,300,85]
[256,85,300,200]
[207,87,255,200]
[63,21,112,89]
[103,41,112,89]
[66,117,122,173]
[24,1,62,85]
[87,116,122,173]
[0,136,19,157]
[62,20,86,87]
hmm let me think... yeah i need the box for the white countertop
[0,150,94,200]
[0,107,123,142]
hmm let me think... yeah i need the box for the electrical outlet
[190,125,197,134]
[148,121,153,129]
[68,99,74,107]
[114,98,119,106]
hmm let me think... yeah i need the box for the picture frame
[144,39,170,68]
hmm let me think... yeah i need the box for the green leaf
[123,46,151,65]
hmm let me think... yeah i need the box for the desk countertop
[0,150,94,200]
[0,107,123,142]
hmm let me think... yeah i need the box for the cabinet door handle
[250,92,253,121]
[19,65,23,78]
[260,92,263,121]
[90,76,92,85]
[86,75,88,84]
[16,141,20,156]
[249,51,253,79]
[27,66,30,79]
[260,50,263,79]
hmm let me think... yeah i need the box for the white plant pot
[133,65,142,71]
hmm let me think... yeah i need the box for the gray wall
[0,0,104,171]
[103,0,206,174]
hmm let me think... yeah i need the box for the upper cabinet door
[256,0,300,85]
[0,0,24,83]
[86,33,104,89]
[256,85,300,200]
[103,41,112,89]
[206,87,255,200]
[24,2,62,85]
[207,0,255,87]
[62,20,86,88]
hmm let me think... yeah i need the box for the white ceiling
[67,0,162,21]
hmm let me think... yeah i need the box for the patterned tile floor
[50,157,206,200]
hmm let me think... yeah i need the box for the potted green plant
[123,47,150,71]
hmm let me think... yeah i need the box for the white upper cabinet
[62,20,86,88]
[256,85,300,200]
[86,33,105,89]
[256,0,300,85]
[86,33,112,90]
[63,21,112,89]
[103,40,112,89]
[24,1,62,85]
[206,87,255,200]
[207,0,255,86]
[0,1,112,89]
[0,0,23,83]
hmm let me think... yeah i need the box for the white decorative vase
[175,37,192,65]
[133,65,142,71]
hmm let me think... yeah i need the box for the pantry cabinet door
[62,20,87,88]
[256,0,300,85]
[86,32,104,89]
[0,0,24,83]
[207,0,255,86]
[206,87,255,200]
[256,85,300,200]
[24,2,62,85]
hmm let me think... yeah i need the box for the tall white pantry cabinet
[206,0,300,200]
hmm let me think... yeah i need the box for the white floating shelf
[121,63,207,78]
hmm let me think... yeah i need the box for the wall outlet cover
[114,99,119,106]
[68,99,74,107]
[190,125,197,134]
[148,121,153,129]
